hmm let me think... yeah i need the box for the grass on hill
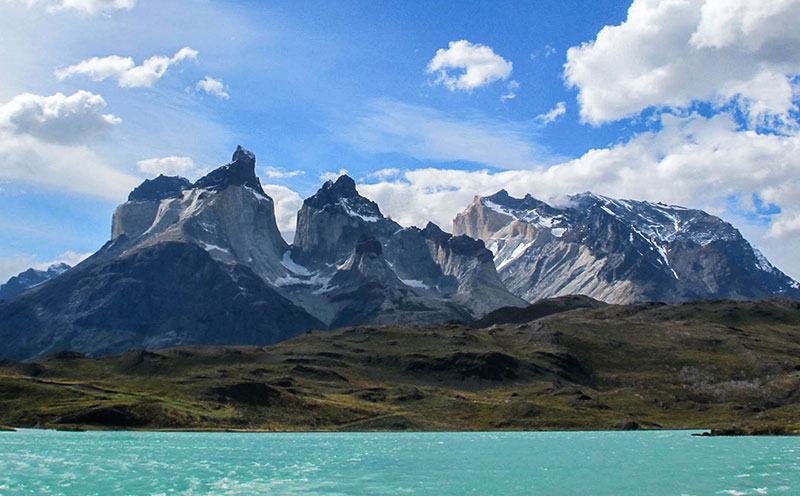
[1,297,799,434]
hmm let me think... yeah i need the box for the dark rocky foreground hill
[2,298,799,434]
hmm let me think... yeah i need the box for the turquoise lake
[1,429,799,495]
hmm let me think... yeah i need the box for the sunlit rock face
[284,176,525,326]
[112,145,289,282]
[454,190,800,304]
[0,147,323,360]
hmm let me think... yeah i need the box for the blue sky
[1,0,800,281]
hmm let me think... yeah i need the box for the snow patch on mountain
[454,190,800,304]
[400,278,429,289]
[199,242,230,255]
[337,198,381,222]
[497,241,534,271]
[245,185,272,203]
[752,246,775,274]
[281,251,311,276]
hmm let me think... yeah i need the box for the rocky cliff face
[0,263,71,302]
[0,147,322,360]
[283,176,525,325]
[0,149,523,360]
[319,235,472,327]
[292,175,401,267]
[111,145,289,282]
[454,190,800,304]
[384,223,526,317]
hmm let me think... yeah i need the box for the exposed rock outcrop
[293,175,401,267]
[112,146,289,281]
[285,176,525,324]
[454,190,800,304]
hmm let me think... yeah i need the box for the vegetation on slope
[1,297,799,433]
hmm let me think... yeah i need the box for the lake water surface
[1,429,798,495]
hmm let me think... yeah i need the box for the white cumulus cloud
[136,156,195,177]
[367,168,401,181]
[565,0,800,126]
[262,184,303,243]
[0,91,139,200]
[320,169,349,181]
[55,47,198,88]
[360,113,800,231]
[0,90,120,144]
[196,76,230,99]
[427,40,513,92]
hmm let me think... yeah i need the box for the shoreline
[3,425,797,436]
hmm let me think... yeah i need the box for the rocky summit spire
[304,174,361,209]
[194,145,263,193]
[292,174,399,267]
[128,175,192,202]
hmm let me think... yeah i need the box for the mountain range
[0,263,70,302]
[1,146,797,360]
[454,190,800,303]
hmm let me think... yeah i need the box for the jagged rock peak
[484,189,554,213]
[128,175,192,202]
[232,145,255,164]
[327,174,358,197]
[303,174,384,221]
[486,189,511,201]
[194,145,264,194]
[421,222,459,248]
[44,262,71,274]
[306,175,358,205]
[422,222,493,262]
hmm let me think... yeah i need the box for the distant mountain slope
[0,147,326,360]
[0,242,323,361]
[0,263,70,302]
[454,190,800,304]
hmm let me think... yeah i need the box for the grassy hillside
[2,298,800,433]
